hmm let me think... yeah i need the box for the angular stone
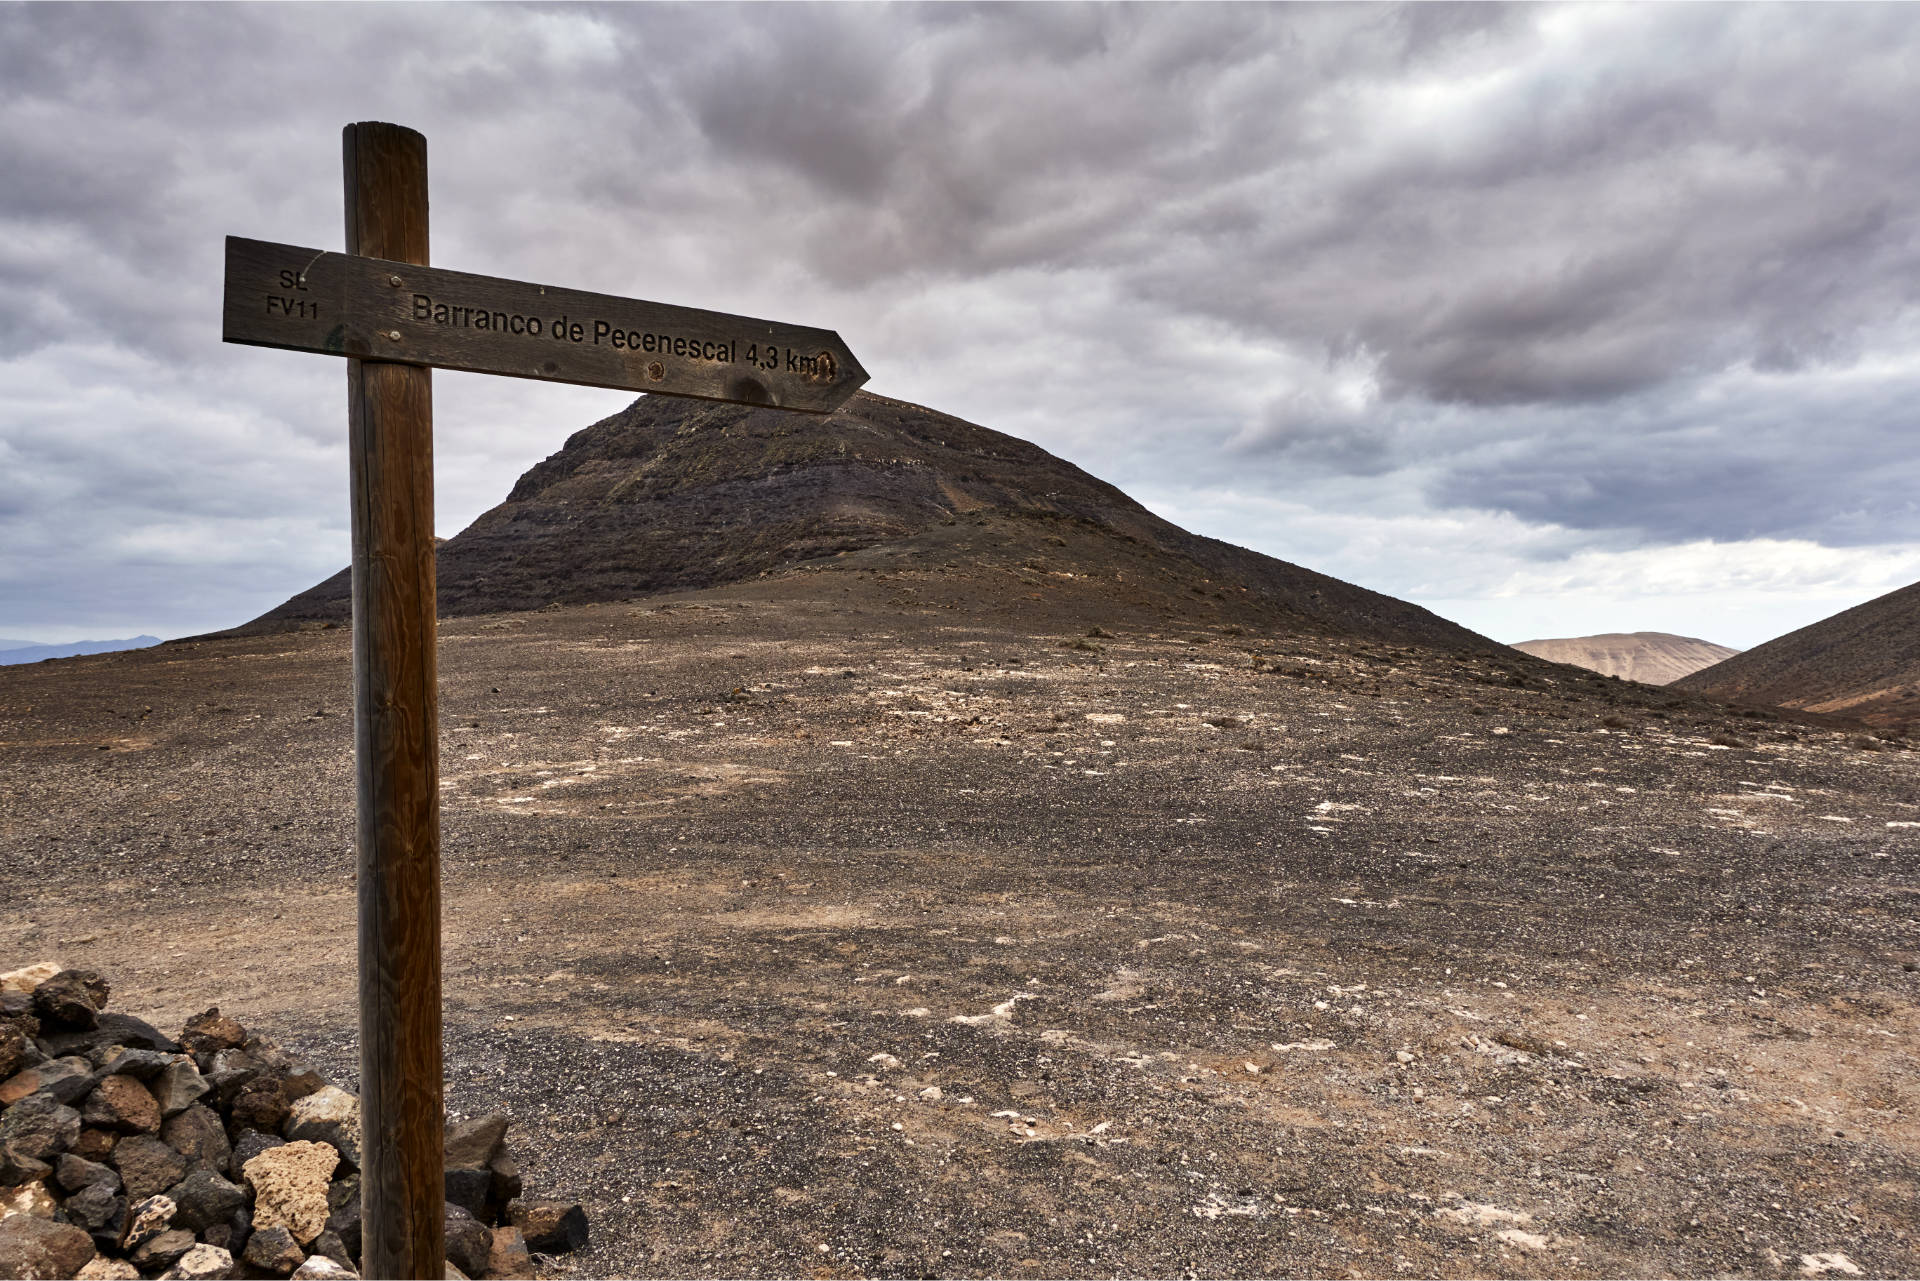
[131,1226,198,1271]
[99,1048,173,1081]
[77,1258,142,1280]
[121,1192,177,1250]
[443,1113,508,1169]
[309,1229,352,1271]
[200,1221,239,1254]
[324,1179,360,1262]
[489,1152,523,1207]
[220,1205,252,1257]
[243,1140,337,1246]
[71,1127,116,1162]
[158,1242,235,1280]
[0,1094,81,1162]
[162,1103,231,1172]
[289,1257,357,1280]
[508,1197,588,1252]
[0,1056,96,1107]
[0,1214,95,1280]
[207,1049,257,1080]
[443,1165,491,1219]
[178,1010,247,1058]
[279,1067,329,1102]
[39,1013,177,1058]
[112,1133,191,1201]
[243,1225,306,1278]
[229,1131,285,1182]
[443,1204,490,1279]
[0,1025,27,1082]
[241,1042,328,1102]
[0,1179,57,1221]
[488,1225,535,1280]
[55,1152,119,1193]
[228,1076,290,1136]
[283,1086,360,1170]
[83,1073,162,1134]
[60,1180,125,1251]
[0,1149,51,1188]
[166,1167,248,1233]
[0,964,62,996]
[152,1060,210,1118]
[32,970,110,1029]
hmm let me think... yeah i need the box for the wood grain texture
[344,120,446,1281]
[222,234,867,413]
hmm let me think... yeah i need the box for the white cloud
[2,3,1918,646]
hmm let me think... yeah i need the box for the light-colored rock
[0,963,62,995]
[1497,1228,1550,1253]
[443,1112,508,1169]
[0,1180,57,1221]
[282,1087,361,1169]
[151,1060,210,1118]
[131,1229,199,1272]
[1801,1254,1863,1278]
[289,1256,358,1280]
[486,1225,535,1281]
[77,1258,142,1280]
[244,1140,338,1246]
[121,1194,177,1251]
[1436,1201,1533,1229]
[159,1243,236,1280]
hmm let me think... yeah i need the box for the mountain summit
[1511,632,1739,685]
[1675,581,1920,732]
[247,391,1490,652]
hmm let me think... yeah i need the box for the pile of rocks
[0,964,586,1280]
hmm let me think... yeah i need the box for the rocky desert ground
[2,562,1916,1279]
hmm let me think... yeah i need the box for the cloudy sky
[4,3,1918,649]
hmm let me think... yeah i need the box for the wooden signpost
[223,121,867,1279]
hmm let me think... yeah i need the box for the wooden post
[344,121,445,1281]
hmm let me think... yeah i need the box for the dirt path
[3,595,1916,1277]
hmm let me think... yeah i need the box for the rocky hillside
[1512,631,1739,685]
[1675,580,1920,732]
[242,392,1492,653]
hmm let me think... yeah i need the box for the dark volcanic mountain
[247,391,1492,652]
[1675,579,1920,732]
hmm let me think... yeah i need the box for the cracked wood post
[344,120,445,1281]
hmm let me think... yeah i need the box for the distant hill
[1512,632,1740,685]
[1674,581,1920,733]
[0,635,162,666]
[241,391,1495,654]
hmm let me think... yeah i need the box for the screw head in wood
[386,330,402,341]
[388,275,404,288]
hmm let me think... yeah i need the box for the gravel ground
[2,579,1915,1278]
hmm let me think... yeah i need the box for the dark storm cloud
[2,2,1918,638]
